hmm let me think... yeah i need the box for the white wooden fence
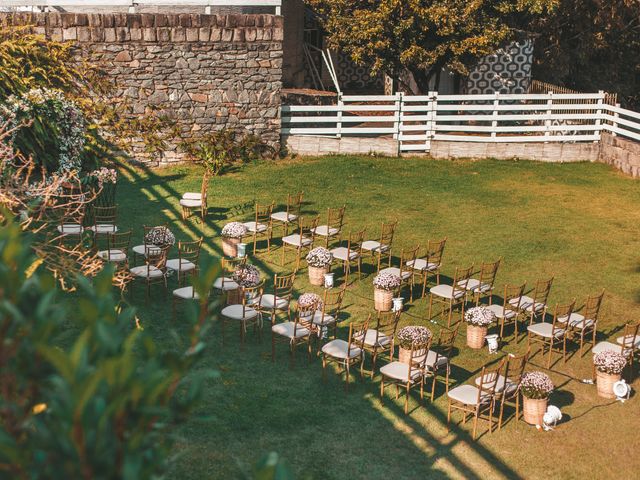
[282,92,640,153]
[0,0,282,14]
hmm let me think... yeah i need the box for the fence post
[594,90,604,142]
[393,92,403,140]
[544,91,553,141]
[491,92,500,139]
[612,103,620,137]
[336,92,343,139]
[426,91,437,151]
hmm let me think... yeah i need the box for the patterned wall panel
[465,40,534,94]
[335,52,383,92]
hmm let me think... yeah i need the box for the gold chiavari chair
[559,288,605,356]
[213,256,246,304]
[281,216,318,269]
[330,228,366,285]
[361,219,398,273]
[592,321,640,381]
[428,264,474,327]
[166,237,203,286]
[465,258,501,306]
[221,281,264,348]
[354,310,400,378]
[97,230,132,269]
[311,286,347,341]
[271,191,303,236]
[180,171,209,222]
[311,205,346,248]
[271,301,318,365]
[379,244,419,301]
[129,243,171,302]
[242,201,274,255]
[321,318,369,392]
[511,276,554,325]
[424,325,459,402]
[486,282,527,341]
[527,299,576,368]
[409,237,447,298]
[252,271,296,326]
[132,224,166,266]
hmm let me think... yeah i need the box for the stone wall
[1,12,283,166]
[598,133,640,178]
[283,135,399,157]
[429,140,600,162]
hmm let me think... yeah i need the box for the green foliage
[180,129,276,176]
[533,0,640,108]
[307,0,557,93]
[0,215,219,479]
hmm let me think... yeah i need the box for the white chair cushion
[132,244,161,256]
[616,335,640,348]
[282,234,312,247]
[180,199,202,208]
[271,211,297,223]
[430,284,465,300]
[464,278,492,293]
[527,322,565,338]
[330,247,358,261]
[166,259,196,272]
[558,313,594,330]
[510,295,545,313]
[130,265,164,279]
[354,329,391,347]
[311,311,336,326]
[87,224,118,234]
[173,286,199,300]
[424,350,448,370]
[592,341,624,355]
[97,249,127,263]
[311,225,339,237]
[213,277,239,291]
[474,374,507,393]
[272,321,310,338]
[57,223,83,235]
[243,221,268,233]
[361,240,389,253]
[407,258,439,272]
[379,267,411,281]
[447,384,492,405]
[380,361,423,382]
[182,192,202,200]
[486,303,516,319]
[221,304,259,320]
[322,339,362,360]
[253,294,288,310]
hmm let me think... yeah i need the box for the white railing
[282,91,640,153]
[0,0,282,14]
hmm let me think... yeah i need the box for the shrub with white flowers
[232,264,261,288]
[298,292,323,310]
[306,247,333,268]
[397,326,432,349]
[144,226,175,248]
[221,222,247,239]
[464,306,496,327]
[373,272,401,291]
[593,350,627,375]
[520,372,554,399]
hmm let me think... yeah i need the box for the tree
[532,0,640,108]
[306,0,557,94]
[0,215,219,479]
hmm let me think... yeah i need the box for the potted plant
[298,292,323,312]
[520,371,554,425]
[397,326,432,364]
[593,350,627,399]
[306,247,333,286]
[144,226,176,249]
[221,222,247,257]
[372,272,401,311]
[229,264,261,304]
[464,306,496,349]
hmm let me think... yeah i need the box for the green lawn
[116,155,640,479]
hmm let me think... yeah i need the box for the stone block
[62,27,77,41]
[171,28,186,42]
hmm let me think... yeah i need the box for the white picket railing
[0,0,282,14]
[282,92,640,153]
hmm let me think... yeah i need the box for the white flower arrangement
[144,226,175,247]
[397,326,432,349]
[232,264,261,288]
[593,350,627,375]
[464,306,496,327]
[90,167,117,186]
[520,372,554,399]
[306,247,333,268]
[221,221,248,239]
[298,292,323,310]
[373,272,401,291]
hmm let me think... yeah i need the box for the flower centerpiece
[144,226,175,249]
[221,222,247,257]
[593,350,627,399]
[89,167,118,207]
[464,306,496,349]
[228,263,261,304]
[397,326,432,363]
[298,292,323,310]
[520,371,554,425]
[372,272,401,311]
[306,247,333,286]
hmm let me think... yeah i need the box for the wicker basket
[222,237,240,257]
[596,370,620,399]
[374,288,393,311]
[398,347,412,364]
[308,266,329,286]
[466,324,488,349]
[523,397,548,425]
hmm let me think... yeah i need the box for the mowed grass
[116,156,640,480]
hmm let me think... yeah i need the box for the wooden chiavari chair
[409,237,447,298]
[527,299,576,368]
[281,216,318,269]
[311,205,346,247]
[221,281,264,348]
[511,276,554,325]
[166,237,202,286]
[252,271,296,326]
[129,243,171,302]
[271,301,318,365]
[559,288,605,356]
[354,310,400,378]
[379,244,419,301]
[311,286,347,341]
[242,202,274,255]
[428,264,474,327]
[361,219,398,273]
[329,228,366,285]
[465,258,501,306]
[321,318,369,392]
[592,321,640,381]
[271,191,303,236]
[424,325,459,402]
[180,171,209,222]
[97,230,132,269]
[213,256,246,304]
[486,282,527,341]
